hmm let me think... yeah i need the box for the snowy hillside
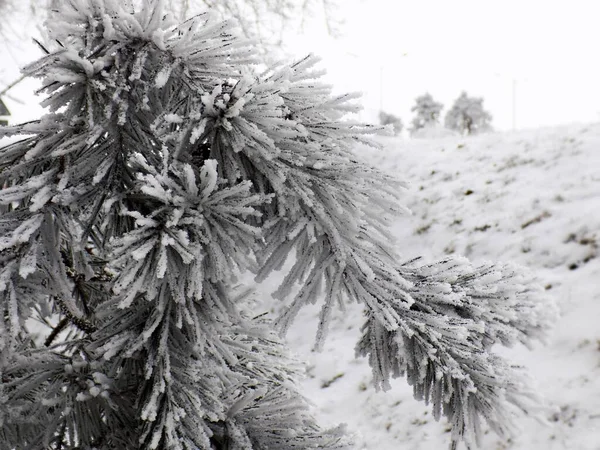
[257,124,600,450]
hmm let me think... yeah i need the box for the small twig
[3,93,24,104]
[321,372,344,388]
[0,74,26,97]
[251,311,269,320]
[45,317,70,347]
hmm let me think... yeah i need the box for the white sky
[2,0,600,131]
[284,0,600,131]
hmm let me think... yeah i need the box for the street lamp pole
[379,65,384,112]
[512,78,516,131]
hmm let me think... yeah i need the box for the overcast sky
[2,0,599,131]
[284,0,600,131]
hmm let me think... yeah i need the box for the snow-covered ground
[260,124,600,450]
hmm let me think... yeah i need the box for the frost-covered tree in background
[378,110,403,136]
[409,92,443,135]
[0,1,555,449]
[445,91,492,135]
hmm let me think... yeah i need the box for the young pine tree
[445,91,492,135]
[409,92,443,135]
[0,1,554,449]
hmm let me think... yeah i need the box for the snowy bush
[379,111,404,136]
[410,92,443,135]
[0,1,554,449]
[445,91,493,135]
[378,110,403,136]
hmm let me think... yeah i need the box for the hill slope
[268,123,600,450]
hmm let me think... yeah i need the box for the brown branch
[54,295,97,334]
[44,317,70,347]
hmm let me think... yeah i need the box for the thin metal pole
[512,78,516,130]
[379,65,383,111]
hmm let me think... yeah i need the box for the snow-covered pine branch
[0,1,555,449]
